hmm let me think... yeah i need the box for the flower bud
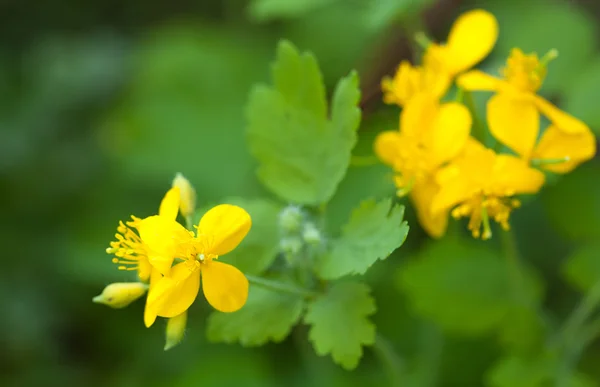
[280,236,303,256]
[172,173,196,219]
[279,205,303,233]
[164,311,187,351]
[302,222,322,246]
[92,282,148,309]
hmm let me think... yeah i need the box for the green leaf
[304,281,376,370]
[218,197,282,275]
[248,0,338,22]
[563,243,600,293]
[206,283,304,346]
[246,40,361,205]
[398,238,542,336]
[316,198,408,279]
[542,162,600,242]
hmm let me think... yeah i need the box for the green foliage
[248,0,338,22]
[207,284,305,346]
[246,40,361,205]
[365,0,435,30]
[563,243,600,292]
[486,354,595,387]
[316,198,408,279]
[542,162,600,242]
[399,237,542,336]
[304,281,376,370]
[564,59,600,136]
[218,197,282,275]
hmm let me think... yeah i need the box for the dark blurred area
[3,0,600,386]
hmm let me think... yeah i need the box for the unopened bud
[280,236,303,256]
[92,282,148,309]
[172,173,196,219]
[164,311,187,351]
[279,205,303,233]
[302,222,322,246]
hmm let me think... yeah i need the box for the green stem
[555,280,600,387]
[246,274,318,299]
[185,215,194,230]
[373,334,405,387]
[463,90,487,145]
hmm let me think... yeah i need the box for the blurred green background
[3,0,600,386]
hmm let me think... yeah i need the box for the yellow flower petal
[488,93,539,159]
[374,131,402,166]
[156,263,201,318]
[138,215,193,275]
[400,94,437,137]
[457,70,502,91]
[533,96,590,134]
[430,102,472,165]
[493,154,545,194]
[197,204,252,256]
[431,163,471,216]
[410,178,448,238]
[533,125,597,173]
[201,261,248,313]
[158,186,181,220]
[144,269,163,328]
[445,9,499,75]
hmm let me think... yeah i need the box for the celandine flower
[105,186,183,327]
[423,9,498,82]
[457,48,596,171]
[431,139,545,239]
[375,94,472,237]
[139,204,251,318]
[382,10,498,108]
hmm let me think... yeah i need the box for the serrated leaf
[304,281,376,370]
[399,238,542,335]
[218,197,282,275]
[562,243,600,293]
[248,0,338,22]
[316,198,408,279]
[246,40,361,205]
[206,283,304,346]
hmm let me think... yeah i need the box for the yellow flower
[431,139,545,239]
[382,10,497,108]
[457,48,596,170]
[106,186,183,327]
[423,9,498,80]
[375,94,472,237]
[139,204,251,319]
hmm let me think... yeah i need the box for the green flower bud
[164,311,187,351]
[279,205,303,233]
[302,222,322,246]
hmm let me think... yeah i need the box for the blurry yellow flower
[424,9,498,79]
[432,139,545,239]
[457,48,595,170]
[375,94,472,237]
[139,204,251,319]
[381,61,450,107]
[172,173,196,219]
[106,186,183,327]
[92,282,148,309]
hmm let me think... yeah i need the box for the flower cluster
[93,174,252,349]
[376,9,596,239]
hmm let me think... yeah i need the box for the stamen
[481,207,492,240]
[539,49,559,68]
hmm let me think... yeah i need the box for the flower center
[451,194,520,239]
[501,48,556,93]
[106,216,151,281]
